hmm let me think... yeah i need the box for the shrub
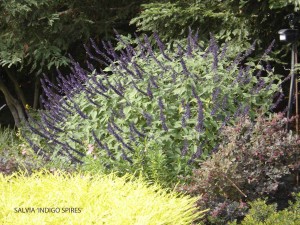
[0,171,205,225]
[178,113,300,224]
[229,192,300,225]
[23,31,282,185]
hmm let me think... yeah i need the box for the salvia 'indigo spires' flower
[120,148,133,164]
[188,142,204,165]
[129,125,137,142]
[132,81,148,97]
[143,111,153,126]
[92,130,115,159]
[84,44,107,66]
[113,29,136,58]
[218,115,231,134]
[186,31,193,57]
[180,58,190,77]
[57,141,85,157]
[103,40,120,61]
[119,62,136,78]
[192,30,201,51]
[143,34,166,70]
[233,103,243,118]
[132,62,144,79]
[220,42,228,60]
[262,39,275,59]
[228,41,256,72]
[58,99,74,116]
[43,74,60,92]
[41,114,64,133]
[22,134,47,157]
[68,135,83,145]
[86,94,101,107]
[60,145,83,163]
[181,138,188,156]
[105,77,124,97]
[170,68,177,83]
[181,99,186,128]
[118,106,125,118]
[196,102,204,133]
[150,76,159,88]
[66,97,88,119]
[270,92,284,111]
[250,77,265,94]
[88,40,112,65]
[134,33,147,60]
[236,68,245,84]
[114,78,125,94]
[130,122,146,138]
[90,75,109,93]
[107,122,133,152]
[158,97,168,132]
[26,120,51,141]
[147,82,153,99]
[210,34,219,72]
[111,119,124,133]
[221,94,228,110]
[181,114,186,128]
[46,110,65,124]
[90,38,105,57]
[242,105,250,116]
[86,60,96,72]
[211,144,219,154]
[212,87,221,103]
[153,32,172,61]
[185,102,191,119]
[191,85,204,132]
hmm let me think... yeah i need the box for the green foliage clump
[0,171,205,225]
[0,126,42,175]
[229,192,300,225]
[179,113,300,224]
[26,33,282,186]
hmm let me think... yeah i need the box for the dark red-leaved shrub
[179,113,300,224]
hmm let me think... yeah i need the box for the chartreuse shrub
[24,32,283,185]
[0,171,205,225]
[179,113,300,224]
[229,192,300,225]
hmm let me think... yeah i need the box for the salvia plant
[22,31,284,185]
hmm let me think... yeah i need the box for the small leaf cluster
[179,113,300,224]
[24,31,282,185]
[230,192,300,225]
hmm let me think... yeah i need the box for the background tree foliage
[131,0,300,46]
[0,0,145,126]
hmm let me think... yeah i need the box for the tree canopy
[0,0,145,126]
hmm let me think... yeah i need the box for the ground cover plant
[179,113,300,224]
[0,171,205,225]
[22,31,284,186]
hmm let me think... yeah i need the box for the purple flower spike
[158,97,168,132]
[130,123,146,138]
[143,111,153,126]
[185,102,191,119]
[153,32,171,61]
[147,82,153,99]
[181,139,188,156]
